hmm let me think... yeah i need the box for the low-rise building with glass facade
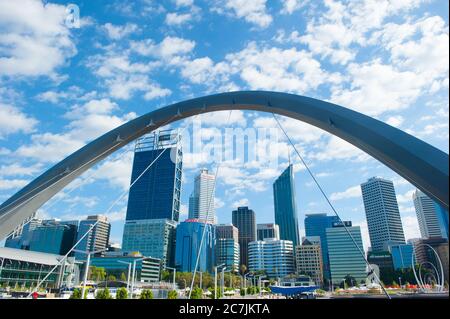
[174,219,216,273]
[0,247,79,289]
[90,251,161,283]
[389,243,414,270]
[29,220,78,255]
[122,218,176,267]
[326,222,367,285]
[248,238,295,279]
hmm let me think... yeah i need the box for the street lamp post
[214,263,225,299]
[74,248,107,299]
[117,260,132,298]
[130,257,146,299]
[165,266,176,290]
[258,276,266,298]
[198,271,203,290]
[221,267,227,298]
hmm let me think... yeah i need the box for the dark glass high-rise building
[304,213,340,280]
[125,130,183,222]
[273,165,300,247]
[232,206,256,268]
[122,130,182,266]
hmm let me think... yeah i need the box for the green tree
[116,287,128,299]
[70,288,82,299]
[167,290,178,299]
[240,264,247,275]
[95,288,112,299]
[107,274,117,282]
[190,287,203,299]
[89,266,107,282]
[140,289,154,299]
[120,272,127,281]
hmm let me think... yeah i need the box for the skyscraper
[216,224,240,272]
[326,222,367,286]
[122,130,182,264]
[248,238,295,278]
[257,223,280,241]
[189,168,216,224]
[174,219,216,273]
[413,189,448,239]
[75,215,110,260]
[232,206,256,268]
[125,130,183,222]
[304,213,340,280]
[361,177,406,251]
[273,165,300,247]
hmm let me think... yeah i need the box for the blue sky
[0,0,448,249]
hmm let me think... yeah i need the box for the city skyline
[0,0,448,255]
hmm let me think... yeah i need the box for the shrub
[240,288,246,296]
[70,288,82,299]
[167,290,178,299]
[116,287,128,299]
[96,288,112,299]
[190,287,203,299]
[140,289,154,299]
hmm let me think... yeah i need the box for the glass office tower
[273,165,300,247]
[326,222,367,286]
[232,206,257,268]
[122,130,182,266]
[304,213,340,280]
[413,189,448,239]
[125,130,183,222]
[174,219,216,273]
[361,177,406,251]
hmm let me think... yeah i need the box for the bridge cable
[271,112,391,299]
[188,110,234,299]
[27,115,194,297]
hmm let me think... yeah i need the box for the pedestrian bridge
[0,91,448,239]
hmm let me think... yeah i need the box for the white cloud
[331,61,428,116]
[312,136,369,162]
[385,115,404,128]
[0,103,38,138]
[15,99,136,163]
[401,215,421,240]
[281,0,309,14]
[103,23,139,40]
[175,0,194,7]
[0,0,76,78]
[0,178,29,190]
[131,36,196,59]
[232,198,249,208]
[165,12,193,26]
[299,0,426,65]
[0,163,42,177]
[330,185,361,201]
[212,0,272,28]
[224,42,342,93]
